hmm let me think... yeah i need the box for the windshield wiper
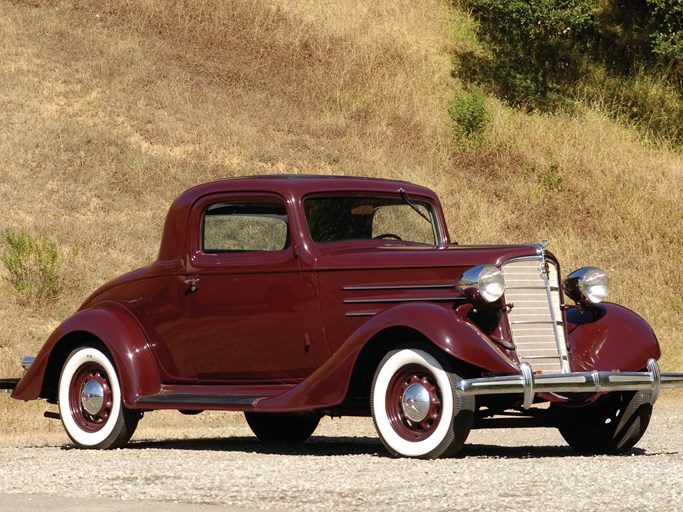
[399,188,432,223]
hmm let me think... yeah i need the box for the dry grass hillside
[1,0,682,440]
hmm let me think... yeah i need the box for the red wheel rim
[385,364,442,441]
[68,363,113,433]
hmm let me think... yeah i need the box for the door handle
[184,277,199,294]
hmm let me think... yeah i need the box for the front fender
[11,306,161,407]
[567,303,661,372]
[256,303,518,412]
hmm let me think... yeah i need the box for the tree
[647,0,683,66]
[464,0,600,108]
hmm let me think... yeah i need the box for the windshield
[303,195,439,245]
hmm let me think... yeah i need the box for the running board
[136,393,266,408]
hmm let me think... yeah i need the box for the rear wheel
[58,346,139,449]
[552,391,652,454]
[245,412,320,443]
[371,343,474,459]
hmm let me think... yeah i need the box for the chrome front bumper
[458,358,683,409]
[0,356,36,393]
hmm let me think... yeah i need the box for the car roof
[157,175,442,262]
[178,174,434,198]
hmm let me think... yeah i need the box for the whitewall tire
[371,344,474,459]
[58,346,139,449]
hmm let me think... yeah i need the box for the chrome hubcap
[401,383,430,422]
[81,379,105,415]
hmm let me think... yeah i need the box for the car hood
[311,243,548,271]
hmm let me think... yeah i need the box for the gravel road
[2,399,683,511]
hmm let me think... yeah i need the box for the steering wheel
[374,233,403,241]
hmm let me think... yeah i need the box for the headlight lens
[563,267,609,304]
[457,264,505,303]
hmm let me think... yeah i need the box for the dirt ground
[1,395,683,511]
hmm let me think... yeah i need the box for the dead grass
[440,104,683,370]
[1,0,682,439]
[0,395,249,448]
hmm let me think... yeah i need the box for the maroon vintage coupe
[10,175,683,458]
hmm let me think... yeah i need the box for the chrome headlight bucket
[457,264,505,303]
[563,267,609,304]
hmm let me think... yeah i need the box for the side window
[202,201,289,253]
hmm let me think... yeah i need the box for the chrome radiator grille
[502,257,569,373]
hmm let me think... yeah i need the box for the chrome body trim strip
[343,297,467,304]
[509,320,563,325]
[457,359,683,409]
[343,284,455,291]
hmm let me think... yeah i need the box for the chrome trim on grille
[539,249,568,372]
[506,285,559,291]
[502,256,569,373]
[520,355,563,360]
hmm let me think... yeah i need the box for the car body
[11,175,683,458]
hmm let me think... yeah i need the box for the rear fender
[11,306,161,407]
[256,302,518,412]
[566,303,661,372]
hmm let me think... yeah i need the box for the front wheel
[552,391,652,454]
[58,346,139,449]
[371,343,474,459]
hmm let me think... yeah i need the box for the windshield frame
[301,193,445,246]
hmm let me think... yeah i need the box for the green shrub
[536,163,564,192]
[2,229,61,303]
[448,87,491,142]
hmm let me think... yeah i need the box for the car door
[185,193,315,382]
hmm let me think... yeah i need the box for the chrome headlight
[457,264,505,303]
[563,267,609,304]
